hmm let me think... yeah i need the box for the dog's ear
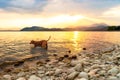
[30,40,34,44]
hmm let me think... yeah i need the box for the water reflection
[72,31,79,51]
[0,32,120,58]
[30,47,47,54]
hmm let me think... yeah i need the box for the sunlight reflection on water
[0,31,120,58]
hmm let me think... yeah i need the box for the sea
[0,31,120,62]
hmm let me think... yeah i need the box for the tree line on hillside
[108,26,120,31]
[20,25,120,31]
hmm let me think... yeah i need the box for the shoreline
[0,44,120,80]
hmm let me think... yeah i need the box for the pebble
[3,75,12,80]
[67,68,76,74]
[16,77,26,80]
[78,72,88,79]
[88,69,98,76]
[28,75,41,80]
[67,71,79,80]
[76,78,88,80]
[74,63,82,72]
[55,69,63,76]
[70,60,80,66]
[45,71,54,76]
[108,67,119,75]
[17,72,26,77]
[37,70,45,74]
[107,76,118,80]
[116,73,120,79]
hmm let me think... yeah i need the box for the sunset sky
[0,0,120,30]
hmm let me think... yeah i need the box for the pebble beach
[0,44,120,80]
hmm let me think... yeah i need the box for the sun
[48,15,85,23]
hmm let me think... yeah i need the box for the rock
[67,68,76,74]
[16,77,26,80]
[74,63,82,72]
[45,71,54,76]
[98,70,106,76]
[88,69,98,76]
[53,54,57,56]
[107,76,118,80]
[70,60,80,66]
[37,74,44,77]
[67,71,79,80]
[70,55,77,60]
[45,59,50,62]
[37,70,45,74]
[58,57,64,61]
[68,50,71,53]
[55,69,63,76]
[76,78,88,80]
[83,48,86,50]
[78,72,88,79]
[116,73,120,79]
[28,75,41,80]
[64,54,69,58]
[42,76,52,80]
[3,75,12,80]
[108,67,119,75]
[17,72,26,77]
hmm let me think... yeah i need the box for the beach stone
[67,68,76,74]
[116,73,120,79]
[28,75,41,80]
[107,76,118,80]
[17,72,26,77]
[98,70,106,76]
[37,70,45,74]
[70,60,80,66]
[74,63,82,72]
[108,67,119,75]
[38,74,44,77]
[55,69,63,76]
[42,76,51,80]
[37,67,43,70]
[88,69,98,76]
[78,72,88,79]
[16,77,26,80]
[3,74,12,80]
[67,71,79,80]
[76,78,88,80]
[31,70,36,74]
[45,71,54,76]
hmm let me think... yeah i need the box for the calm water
[0,31,120,59]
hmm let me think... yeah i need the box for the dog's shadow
[30,47,47,54]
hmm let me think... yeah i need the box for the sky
[0,0,120,30]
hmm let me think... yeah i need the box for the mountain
[84,23,108,31]
[21,26,45,31]
[20,23,108,31]
[20,26,63,31]
[63,23,108,31]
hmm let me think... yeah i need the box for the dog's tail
[47,36,51,41]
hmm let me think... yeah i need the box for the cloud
[102,6,120,17]
[40,0,120,17]
[0,0,120,15]
[0,0,49,13]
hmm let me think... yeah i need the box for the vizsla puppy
[30,36,51,50]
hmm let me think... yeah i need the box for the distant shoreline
[0,30,120,32]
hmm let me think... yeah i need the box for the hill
[20,24,109,31]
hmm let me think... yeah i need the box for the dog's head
[30,40,35,44]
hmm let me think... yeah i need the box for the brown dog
[30,36,51,50]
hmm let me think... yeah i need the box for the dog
[30,36,51,50]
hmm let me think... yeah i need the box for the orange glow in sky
[0,0,120,30]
